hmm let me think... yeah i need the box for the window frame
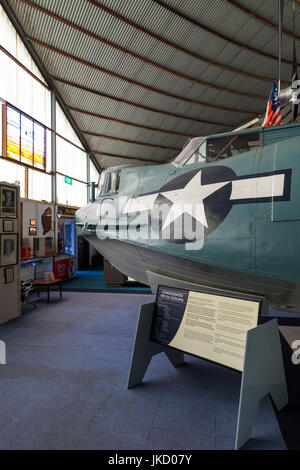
[99,170,121,196]
[2,102,47,171]
[184,139,207,166]
[171,137,204,167]
[206,131,262,163]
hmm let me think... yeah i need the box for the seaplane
[76,1,300,313]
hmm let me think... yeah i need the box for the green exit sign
[65,176,73,185]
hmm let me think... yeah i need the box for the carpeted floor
[0,292,288,450]
[63,269,151,294]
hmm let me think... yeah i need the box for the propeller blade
[279,85,292,105]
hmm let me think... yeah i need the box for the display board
[0,182,20,324]
[151,286,262,371]
[128,298,288,449]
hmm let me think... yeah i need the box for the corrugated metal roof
[95,154,155,168]
[84,134,175,160]
[6,0,300,169]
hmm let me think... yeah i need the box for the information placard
[150,286,262,371]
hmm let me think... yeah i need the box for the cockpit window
[105,173,112,193]
[115,171,120,192]
[110,172,120,193]
[97,172,105,197]
[207,132,260,162]
[173,137,203,165]
[185,140,206,165]
[97,170,121,196]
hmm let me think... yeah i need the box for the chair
[21,280,36,310]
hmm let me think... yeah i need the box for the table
[33,279,63,303]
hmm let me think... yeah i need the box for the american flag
[261,81,282,127]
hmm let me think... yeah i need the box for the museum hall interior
[0,0,299,453]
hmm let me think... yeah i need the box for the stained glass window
[21,114,33,165]
[33,122,46,169]
[5,104,46,170]
[6,106,20,161]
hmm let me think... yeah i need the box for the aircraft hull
[86,235,300,313]
[76,124,300,314]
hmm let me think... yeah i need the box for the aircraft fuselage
[76,124,300,312]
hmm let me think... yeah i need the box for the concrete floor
[0,292,286,450]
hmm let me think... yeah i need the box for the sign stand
[235,317,288,450]
[127,302,184,389]
[127,302,288,450]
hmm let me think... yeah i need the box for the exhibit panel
[21,200,56,258]
[128,284,288,450]
[151,286,261,371]
[0,182,20,324]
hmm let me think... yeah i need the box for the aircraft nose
[75,202,99,235]
[75,205,90,234]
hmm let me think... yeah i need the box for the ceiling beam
[28,37,257,115]
[18,0,265,101]
[227,0,300,41]
[0,45,49,89]
[153,0,299,68]
[0,0,101,172]
[88,0,288,85]
[81,130,180,150]
[68,106,195,137]
[51,76,233,128]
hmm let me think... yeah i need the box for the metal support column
[51,91,57,204]
[86,153,90,203]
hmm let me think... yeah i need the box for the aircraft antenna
[278,0,284,96]
[292,0,298,122]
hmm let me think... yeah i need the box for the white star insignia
[122,169,287,234]
[160,171,229,230]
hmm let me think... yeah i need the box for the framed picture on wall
[3,220,14,233]
[0,234,18,267]
[4,267,14,284]
[29,227,37,236]
[30,219,36,226]
[0,186,17,218]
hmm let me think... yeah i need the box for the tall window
[4,104,46,170]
